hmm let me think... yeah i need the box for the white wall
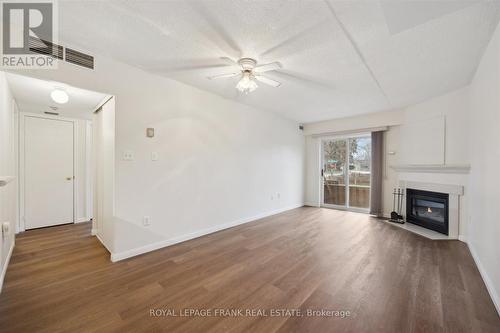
[93,98,115,252]
[468,21,500,313]
[387,87,471,237]
[0,72,18,292]
[400,86,470,165]
[303,109,403,136]
[304,136,320,207]
[12,50,305,259]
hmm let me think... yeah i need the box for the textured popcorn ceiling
[57,0,500,123]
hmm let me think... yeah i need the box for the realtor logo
[1,1,58,68]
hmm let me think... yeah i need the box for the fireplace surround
[397,180,463,240]
[406,189,449,235]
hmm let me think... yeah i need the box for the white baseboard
[110,204,304,262]
[458,234,467,243]
[91,228,97,236]
[95,233,114,258]
[0,239,15,294]
[467,241,500,315]
[76,217,91,223]
[304,202,320,207]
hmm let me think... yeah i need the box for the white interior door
[24,116,74,229]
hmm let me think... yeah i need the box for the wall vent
[65,48,94,70]
[29,37,63,59]
[28,37,95,70]
[44,111,59,116]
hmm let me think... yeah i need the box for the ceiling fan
[207,57,282,94]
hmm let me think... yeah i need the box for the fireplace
[406,189,449,235]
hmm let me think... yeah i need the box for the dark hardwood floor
[0,207,498,332]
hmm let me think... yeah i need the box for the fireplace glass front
[406,189,449,235]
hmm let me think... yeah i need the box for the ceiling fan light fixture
[50,89,69,104]
[236,71,258,94]
[208,57,281,93]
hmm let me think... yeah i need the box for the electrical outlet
[151,152,159,161]
[277,192,281,199]
[270,195,274,201]
[143,216,151,226]
[123,150,134,161]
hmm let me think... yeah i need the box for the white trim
[73,119,78,225]
[93,95,114,113]
[391,164,470,174]
[85,121,93,220]
[19,112,78,231]
[304,202,320,207]
[76,217,90,223]
[19,113,25,232]
[91,228,97,236]
[0,239,15,294]
[458,235,467,242]
[95,233,113,255]
[467,242,500,315]
[110,204,304,262]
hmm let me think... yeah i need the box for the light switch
[151,152,159,161]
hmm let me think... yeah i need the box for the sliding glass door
[322,139,347,206]
[321,136,371,211]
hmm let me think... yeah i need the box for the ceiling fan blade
[219,57,239,66]
[255,75,282,87]
[156,64,234,73]
[254,62,282,73]
[207,72,241,80]
[271,71,335,90]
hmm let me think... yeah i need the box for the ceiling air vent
[65,48,94,70]
[29,36,63,59]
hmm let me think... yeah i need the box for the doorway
[6,72,109,232]
[22,115,75,229]
[321,135,372,212]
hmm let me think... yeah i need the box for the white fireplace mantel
[396,180,464,240]
[399,180,464,196]
[390,164,470,174]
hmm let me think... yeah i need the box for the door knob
[66,177,72,181]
